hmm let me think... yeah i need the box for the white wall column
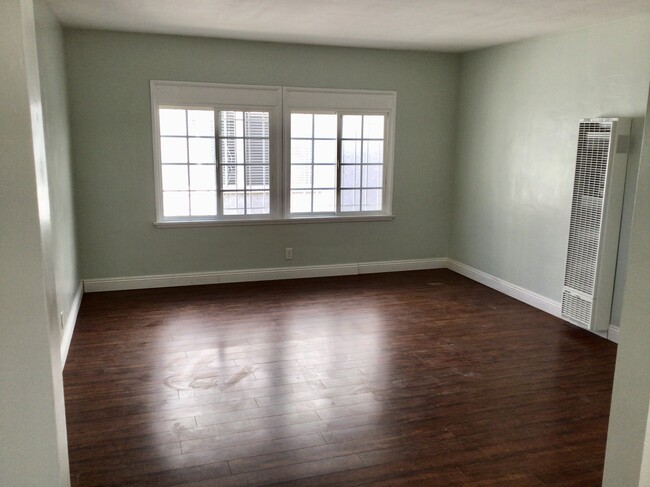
[603,86,650,486]
[0,0,70,485]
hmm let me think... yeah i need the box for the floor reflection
[64,271,617,486]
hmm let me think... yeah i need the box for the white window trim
[282,87,396,218]
[153,214,394,228]
[150,80,396,226]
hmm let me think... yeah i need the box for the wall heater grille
[561,118,630,331]
[564,123,610,296]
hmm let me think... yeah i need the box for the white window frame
[151,80,396,226]
[283,87,396,219]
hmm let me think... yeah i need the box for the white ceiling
[46,0,650,52]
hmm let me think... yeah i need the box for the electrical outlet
[285,247,293,260]
[60,311,64,329]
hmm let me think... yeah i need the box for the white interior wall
[34,0,81,363]
[451,14,650,329]
[603,85,650,487]
[0,0,70,484]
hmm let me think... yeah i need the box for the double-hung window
[151,81,396,225]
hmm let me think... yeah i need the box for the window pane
[313,190,335,212]
[220,111,244,137]
[189,165,216,191]
[314,140,336,164]
[341,189,361,212]
[190,191,217,216]
[245,112,269,138]
[159,109,186,136]
[291,140,312,164]
[245,139,269,166]
[189,138,215,164]
[216,110,271,217]
[290,190,311,213]
[314,165,336,188]
[162,165,189,191]
[222,191,245,215]
[221,138,245,165]
[314,114,337,139]
[341,140,361,165]
[160,137,187,163]
[291,113,313,138]
[342,115,362,139]
[246,165,269,189]
[163,191,189,216]
[362,189,382,211]
[363,165,383,187]
[363,141,384,165]
[341,164,361,188]
[188,110,214,136]
[221,165,244,190]
[247,191,270,214]
[363,115,385,139]
[291,165,312,189]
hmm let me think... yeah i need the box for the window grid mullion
[215,110,224,217]
[243,114,248,215]
[336,113,342,215]
[359,116,365,211]
[185,110,192,216]
[310,115,315,213]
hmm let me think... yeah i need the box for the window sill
[154,215,394,228]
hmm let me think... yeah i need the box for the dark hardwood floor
[64,269,617,486]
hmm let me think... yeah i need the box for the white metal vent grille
[562,290,592,329]
[563,121,612,296]
[562,117,630,332]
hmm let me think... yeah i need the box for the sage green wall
[64,29,459,280]
[451,15,650,309]
[34,0,79,345]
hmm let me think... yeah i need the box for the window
[218,110,271,215]
[288,112,386,214]
[289,113,338,213]
[159,108,217,217]
[151,81,396,225]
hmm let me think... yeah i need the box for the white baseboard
[447,259,562,318]
[72,257,616,355]
[60,282,83,366]
[447,259,617,342]
[83,258,448,293]
[608,325,621,343]
[358,258,447,274]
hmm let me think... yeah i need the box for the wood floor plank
[71,434,326,486]
[64,269,617,486]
